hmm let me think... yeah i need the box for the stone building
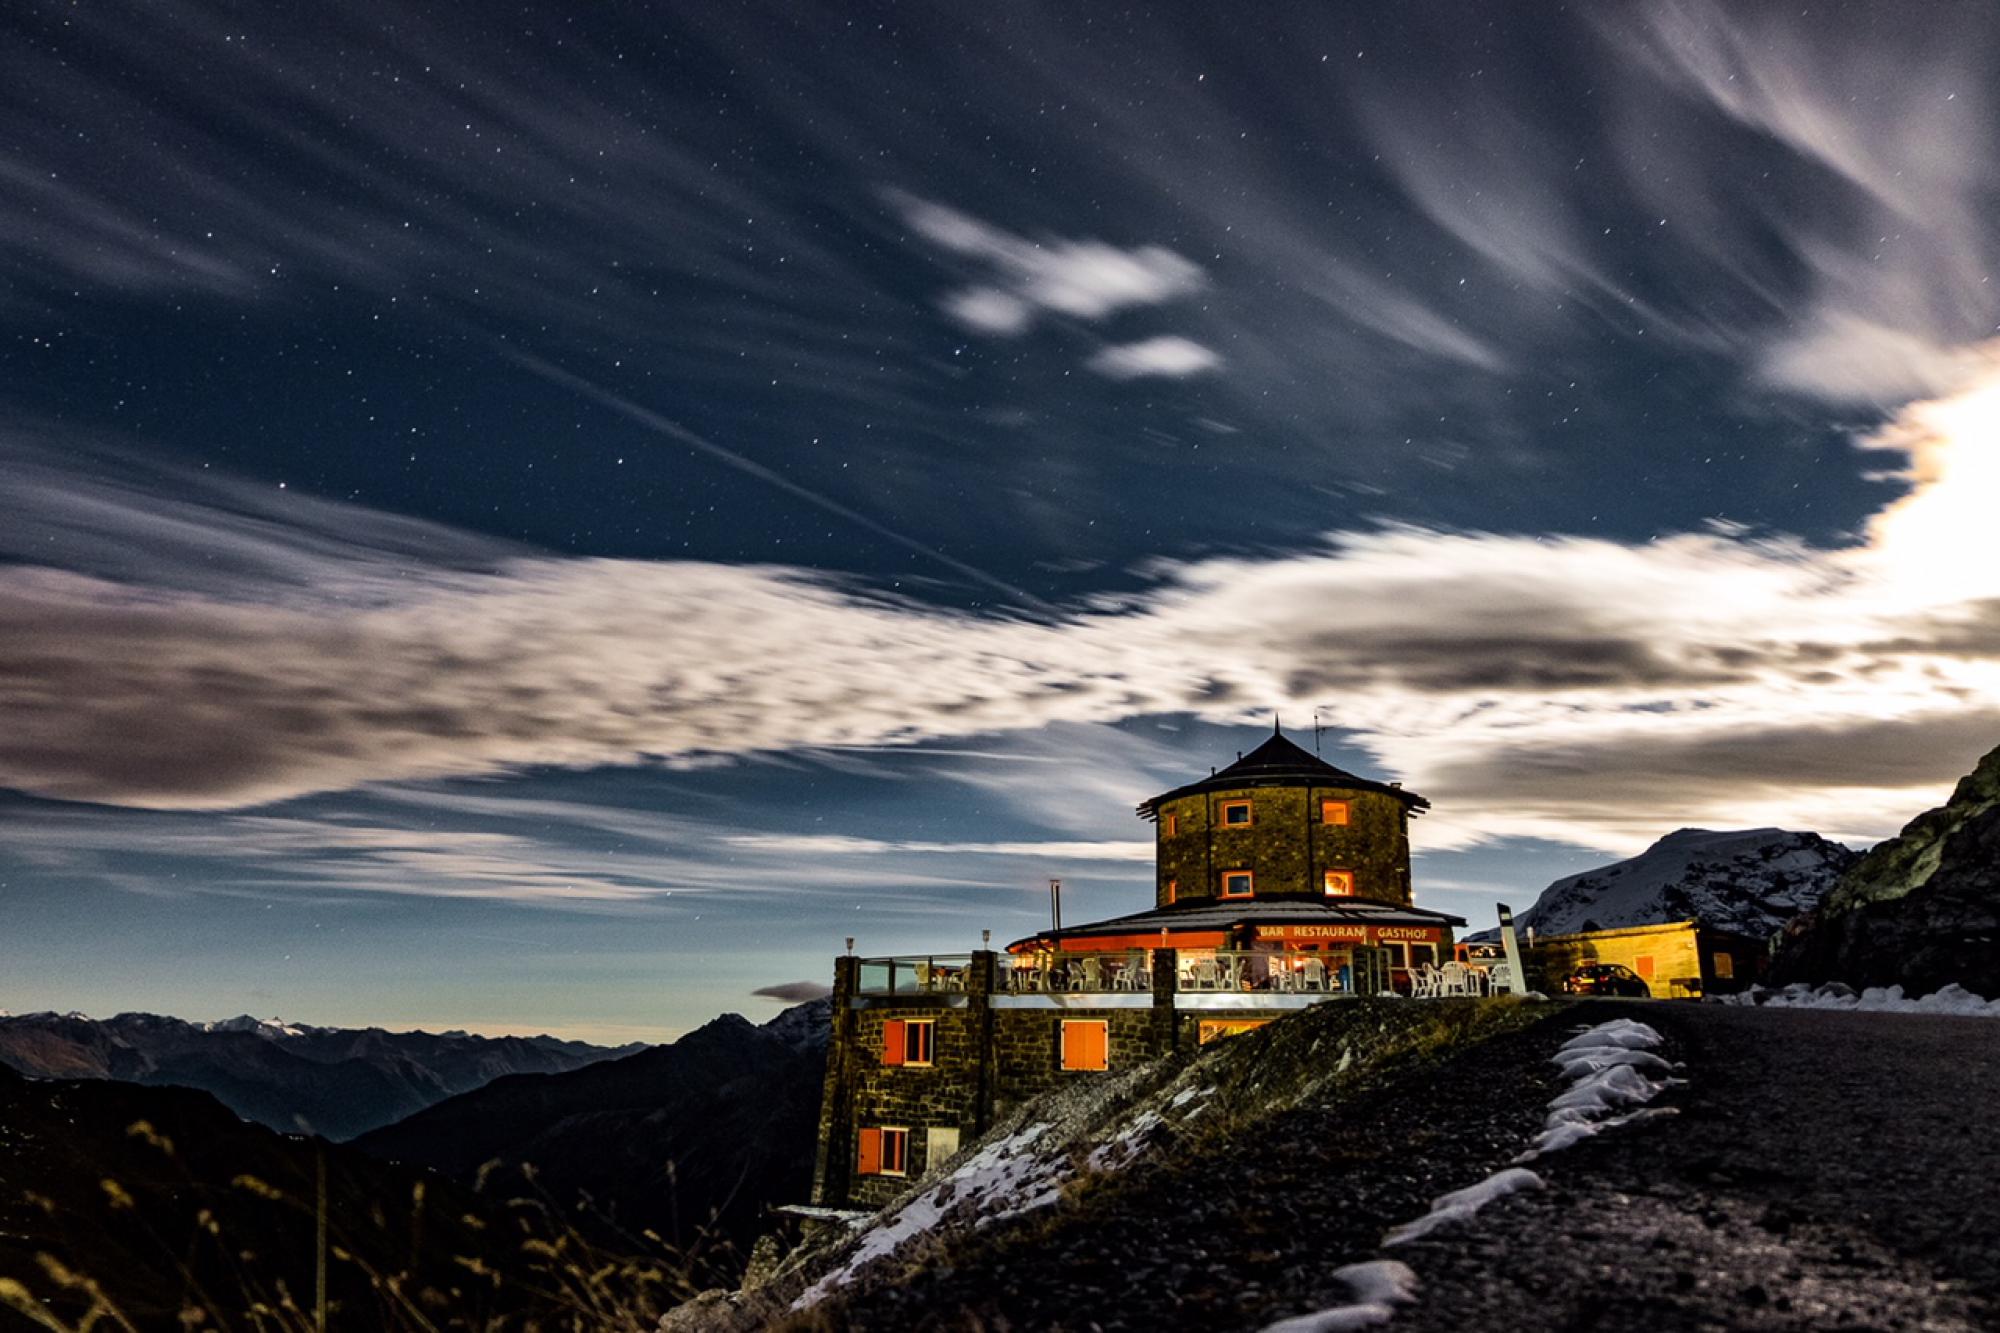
[810,727,1464,1209]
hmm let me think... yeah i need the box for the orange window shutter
[882,1019,906,1066]
[1087,1023,1108,1069]
[856,1128,882,1175]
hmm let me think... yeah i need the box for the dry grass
[0,1123,727,1332]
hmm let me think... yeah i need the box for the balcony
[1002,950,1152,994]
[854,955,976,996]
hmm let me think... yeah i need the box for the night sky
[5,0,2000,1042]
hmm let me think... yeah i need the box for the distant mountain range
[1774,741,2000,998]
[355,1000,829,1269]
[1477,827,1858,941]
[0,1010,645,1140]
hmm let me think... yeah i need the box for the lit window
[1198,1019,1271,1045]
[1713,952,1734,979]
[856,1126,909,1176]
[1634,955,1655,980]
[1166,878,1178,904]
[1324,869,1356,897]
[1220,800,1253,826]
[882,1018,935,1067]
[1060,1019,1109,1071]
[1321,800,1350,826]
[1165,813,1178,837]
[1220,870,1254,898]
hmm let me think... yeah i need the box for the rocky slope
[1484,828,1856,941]
[664,998,1567,1332]
[357,1001,828,1281]
[1771,742,2000,997]
[0,1010,641,1140]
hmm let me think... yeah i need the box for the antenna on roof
[1313,707,1323,756]
[1273,713,1282,736]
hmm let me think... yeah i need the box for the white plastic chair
[1440,961,1471,996]
[1191,959,1219,990]
[1487,963,1513,995]
[1301,958,1328,992]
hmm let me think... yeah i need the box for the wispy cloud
[1088,337,1222,380]
[7,352,2000,852]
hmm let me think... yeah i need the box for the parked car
[1563,963,1652,997]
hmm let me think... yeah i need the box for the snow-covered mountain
[1489,828,1858,941]
[0,1010,646,1139]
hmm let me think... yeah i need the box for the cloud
[5,351,2000,851]
[751,981,833,1003]
[725,835,1153,862]
[1604,0,2000,404]
[892,193,1206,335]
[1087,337,1222,380]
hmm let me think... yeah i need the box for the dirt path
[1396,1002,2000,1332]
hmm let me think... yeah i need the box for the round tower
[1139,724,1428,910]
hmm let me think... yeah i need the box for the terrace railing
[1176,950,1349,994]
[854,955,977,996]
[1003,950,1153,994]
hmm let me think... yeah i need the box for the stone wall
[1156,785,1413,906]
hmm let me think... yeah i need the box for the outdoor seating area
[1409,960,1500,997]
[857,950,1507,1000]
[854,955,975,995]
[1005,951,1151,993]
[1176,950,1346,993]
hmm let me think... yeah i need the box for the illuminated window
[1321,800,1350,826]
[882,1018,935,1067]
[1323,869,1356,897]
[1165,813,1179,837]
[1166,878,1178,904]
[1060,1019,1109,1071]
[1634,955,1656,980]
[1713,952,1735,979]
[1220,800,1253,826]
[856,1126,909,1176]
[1198,1019,1271,1045]
[1220,870,1254,898]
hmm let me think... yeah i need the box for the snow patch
[1261,1260,1420,1333]
[791,1123,1067,1310]
[1520,1019,1677,1160]
[1382,1167,1545,1246]
[1722,981,2000,1017]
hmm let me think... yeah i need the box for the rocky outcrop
[1770,743,2000,997]
[1477,828,1856,941]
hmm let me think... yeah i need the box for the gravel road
[1397,1001,2000,1332]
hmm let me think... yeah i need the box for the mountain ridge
[1475,826,1857,942]
[355,1000,830,1268]
[0,1008,645,1140]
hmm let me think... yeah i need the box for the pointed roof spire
[1137,727,1430,816]
[1273,713,1282,736]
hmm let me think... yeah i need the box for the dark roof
[1008,894,1465,950]
[1138,727,1429,817]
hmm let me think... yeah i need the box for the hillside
[0,1010,641,1140]
[1771,741,2000,996]
[1481,827,1856,941]
[664,998,1572,1331]
[356,1001,828,1278]
[0,1064,683,1329]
